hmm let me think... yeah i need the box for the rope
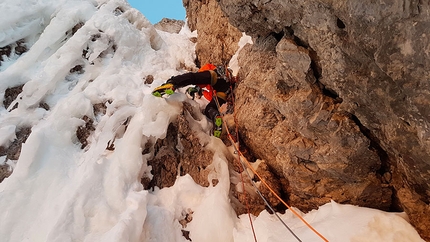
[213,91,329,242]
[237,150,302,242]
[236,149,258,242]
[230,84,299,241]
[229,85,258,242]
[213,93,300,241]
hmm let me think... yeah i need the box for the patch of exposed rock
[0,163,12,183]
[3,85,24,111]
[0,86,35,183]
[142,101,217,189]
[140,100,283,219]
[0,39,28,66]
[0,126,32,182]
[182,0,242,65]
[185,0,430,239]
[154,18,185,34]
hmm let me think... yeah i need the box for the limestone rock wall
[235,40,393,210]
[182,0,242,65]
[184,0,430,239]
[154,18,185,34]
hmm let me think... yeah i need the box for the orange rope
[214,89,258,242]
[237,153,258,242]
[213,92,329,242]
[231,143,328,242]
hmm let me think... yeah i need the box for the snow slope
[0,0,425,241]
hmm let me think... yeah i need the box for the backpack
[194,63,234,101]
[198,63,217,72]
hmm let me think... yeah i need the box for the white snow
[228,33,253,76]
[0,0,425,241]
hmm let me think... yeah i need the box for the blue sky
[127,0,186,24]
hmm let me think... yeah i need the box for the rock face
[141,100,280,217]
[154,18,185,34]
[182,0,242,65]
[235,41,393,211]
[184,0,430,239]
[142,102,216,189]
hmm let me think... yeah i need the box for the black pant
[167,71,229,121]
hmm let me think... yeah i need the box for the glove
[186,86,202,100]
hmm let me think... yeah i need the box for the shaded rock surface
[0,164,12,183]
[0,126,32,182]
[142,101,218,189]
[184,0,430,239]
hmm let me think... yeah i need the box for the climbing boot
[152,83,175,97]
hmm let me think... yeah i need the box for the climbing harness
[213,89,329,242]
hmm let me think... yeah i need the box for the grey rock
[186,0,430,239]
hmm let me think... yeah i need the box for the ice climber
[152,63,233,138]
